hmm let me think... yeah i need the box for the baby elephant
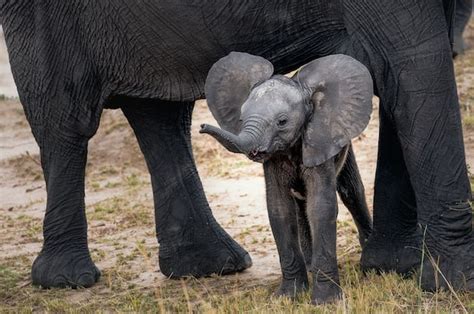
[200,52,373,304]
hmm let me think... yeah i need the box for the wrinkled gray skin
[201,54,374,304]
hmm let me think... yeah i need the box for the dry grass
[1,260,473,313]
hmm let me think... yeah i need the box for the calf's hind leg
[121,99,251,278]
[294,198,312,268]
[336,145,372,246]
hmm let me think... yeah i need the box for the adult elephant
[1,0,472,291]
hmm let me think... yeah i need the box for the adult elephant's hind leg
[121,99,251,278]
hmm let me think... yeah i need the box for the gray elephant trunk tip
[199,123,211,134]
[199,124,223,137]
[200,123,244,154]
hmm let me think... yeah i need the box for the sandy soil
[0,24,472,295]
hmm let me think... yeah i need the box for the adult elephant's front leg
[394,50,473,291]
[29,101,101,288]
[121,99,251,278]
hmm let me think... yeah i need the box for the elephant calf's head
[200,52,373,167]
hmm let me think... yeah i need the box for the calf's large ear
[205,52,274,134]
[293,54,373,167]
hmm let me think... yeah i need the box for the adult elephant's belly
[97,1,347,104]
[97,2,226,103]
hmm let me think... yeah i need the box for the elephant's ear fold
[205,52,274,134]
[294,54,373,167]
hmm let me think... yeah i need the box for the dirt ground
[0,22,473,312]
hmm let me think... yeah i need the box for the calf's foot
[32,247,100,288]
[274,272,309,298]
[311,277,342,305]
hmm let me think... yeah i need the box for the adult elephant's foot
[158,222,252,278]
[420,237,474,291]
[32,248,100,288]
[360,231,422,276]
[418,200,473,291]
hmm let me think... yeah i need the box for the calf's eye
[277,118,288,127]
